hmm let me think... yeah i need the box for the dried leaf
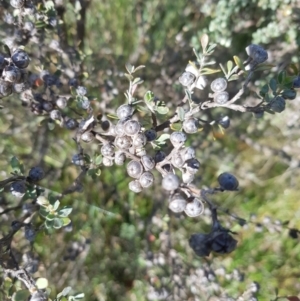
[200,34,209,52]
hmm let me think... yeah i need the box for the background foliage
[1,0,300,300]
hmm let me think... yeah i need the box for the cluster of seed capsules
[0,47,30,98]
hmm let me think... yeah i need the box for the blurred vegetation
[1,0,300,300]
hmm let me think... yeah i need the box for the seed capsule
[127,160,143,178]
[0,80,13,98]
[117,104,134,119]
[115,151,126,165]
[129,180,143,193]
[102,157,113,166]
[170,131,187,149]
[162,173,180,191]
[124,119,141,136]
[81,131,94,143]
[101,143,115,157]
[210,78,227,93]
[115,135,132,150]
[169,194,187,213]
[213,91,229,104]
[179,72,195,87]
[184,198,204,217]
[182,118,199,134]
[132,132,147,148]
[139,171,154,188]
[141,155,155,171]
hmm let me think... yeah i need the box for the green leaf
[228,74,239,81]
[177,107,185,122]
[192,48,202,62]
[12,290,30,301]
[233,55,244,70]
[61,217,71,226]
[278,71,286,85]
[10,156,24,174]
[144,91,155,103]
[57,287,72,298]
[132,77,144,85]
[37,196,50,207]
[74,293,85,299]
[132,65,145,73]
[58,206,73,217]
[39,207,49,218]
[259,84,269,97]
[155,106,169,115]
[156,133,170,143]
[201,67,221,75]
[53,217,64,229]
[206,43,217,54]
[53,200,60,211]
[269,78,277,93]
[219,63,227,76]
[200,34,209,52]
[46,214,57,221]
[94,155,102,165]
[125,63,134,74]
[36,278,49,289]
[227,60,233,74]
[45,219,54,229]
[170,123,182,131]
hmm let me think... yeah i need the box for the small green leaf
[132,77,144,85]
[45,219,54,229]
[201,67,221,74]
[233,55,244,70]
[227,60,233,74]
[132,65,145,73]
[219,63,227,76]
[125,63,134,74]
[156,133,170,143]
[144,91,155,103]
[177,107,185,122]
[10,156,24,174]
[94,155,102,165]
[58,206,73,217]
[61,217,71,226]
[57,287,72,298]
[170,123,182,131]
[53,217,64,229]
[278,71,286,84]
[185,89,192,101]
[193,48,202,62]
[206,43,217,54]
[74,293,85,299]
[36,278,48,289]
[269,78,277,93]
[37,196,50,207]
[155,106,169,115]
[228,74,239,81]
[39,207,49,218]
[107,113,118,119]
[259,84,269,97]
[12,290,30,301]
[46,214,57,221]
[53,200,60,211]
